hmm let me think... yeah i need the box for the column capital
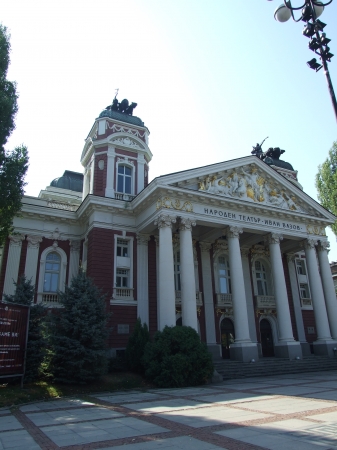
[69,240,81,252]
[227,226,243,239]
[9,234,25,247]
[266,233,283,245]
[318,240,330,252]
[26,235,43,249]
[179,217,196,231]
[199,241,212,253]
[154,214,176,229]
[286,253,296,264]
[241,247,250,258]
[303,238,318,250]
[136,234,150,246]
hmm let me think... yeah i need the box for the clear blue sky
[3,0,337,258]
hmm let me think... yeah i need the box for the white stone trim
[37,246,67,304]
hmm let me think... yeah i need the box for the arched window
[117,165,132,194]
[254,260,270,296]
[43,252,61,292]
[218,256,231,294]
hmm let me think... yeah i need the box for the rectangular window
[117,238,129,257]
[300,283,310,299]
[116,269,129,288]
[296,259,306,275]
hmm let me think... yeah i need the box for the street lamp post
[269,0,337,122]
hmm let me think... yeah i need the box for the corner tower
[81,97,152,200]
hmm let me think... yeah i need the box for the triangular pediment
[154,156,334,221]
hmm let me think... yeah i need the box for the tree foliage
[143,326,214,388]
[316,140,337,235]
[4,276,46,382]
[125,318,150,374]
[48,269,109,384]
[0,24,28,246]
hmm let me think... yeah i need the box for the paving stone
[94,392,162,403]
[0,429,41,450]
[125,398,206,413]
[101,436,226,449]
[20,398,94,412]
[0,416,23,432]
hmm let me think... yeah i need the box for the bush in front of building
[125,318,150,374]
[4,275,46,382]
[47,269,109,384]
[143,325,214,388]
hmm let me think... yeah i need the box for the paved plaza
[2,370,337,449]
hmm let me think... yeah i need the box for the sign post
[0,301,30,386]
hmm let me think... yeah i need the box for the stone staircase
[213,355,337,380]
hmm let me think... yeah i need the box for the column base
[230,342,259,362]
[313,340,337,357]
[207,344,221,360]
[274,341,302,359]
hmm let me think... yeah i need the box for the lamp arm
[312,0,333,6]
[283,0,305,11]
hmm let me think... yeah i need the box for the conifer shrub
[47,269,108,384]
[125,318,150,374]
[143,326,214,388]
[4,276,46,382]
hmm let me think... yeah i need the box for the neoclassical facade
[1,100,337,362]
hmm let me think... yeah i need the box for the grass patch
[0,372,153,409]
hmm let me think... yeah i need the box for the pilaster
[3,235,25,298]
[105,145,116,198]
[25,235,43,286]
[69,240,81,284]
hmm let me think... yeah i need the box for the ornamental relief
[111,137,144,149]
[198,167,305,212]
[306,224,326,236]
[106,122,146,139]
[156,197,193,212]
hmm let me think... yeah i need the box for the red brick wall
[108,305,137,348]
[93,152,107,197]
[148,236,158,336]
[18,238,28,278]
[196,242,206,342]
[302,310,317,343]
[87,228,114,299]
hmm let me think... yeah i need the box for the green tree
[4,276,46,382]
[143,326,214,388]
[0,24,28,245]
[316,140,337,235]
[48,269,109,384]
[125,318,150,374]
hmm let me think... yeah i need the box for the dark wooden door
[221,318,235,359]
[260,318,275,357]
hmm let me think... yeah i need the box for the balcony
[301,298,313,308]
[115,192,136,201]
[175,291,203,306]
[41,293,60,304]
[216,293,232,307]
[256,295,276,308]
[112,287,134,302]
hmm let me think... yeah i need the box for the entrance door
[260,318,275,357]
[221,318,235,359]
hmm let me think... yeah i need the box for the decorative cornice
[154,214,177,229]
[251,244,270,258]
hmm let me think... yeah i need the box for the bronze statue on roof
[105,94,137,116]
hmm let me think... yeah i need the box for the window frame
[115,159,135,195]
[37,246,67,305]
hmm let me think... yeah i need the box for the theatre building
[1,99,337,362]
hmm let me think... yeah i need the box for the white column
[105,145,116,198]
[69,240,81,284]
[154,214,176,330]
[137,234,149,326]
[317,241,337,340]
[287,253,310,354]
[200,241,219,357]
[25,235,42,285]
[268,233,295,342]
[89,159,95,194]
[227,227,251,343]
[241,247,257,342]
[304,239,332,340]
[137,153,146,194]
[179,218,197,331]
[3,235,25,298]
